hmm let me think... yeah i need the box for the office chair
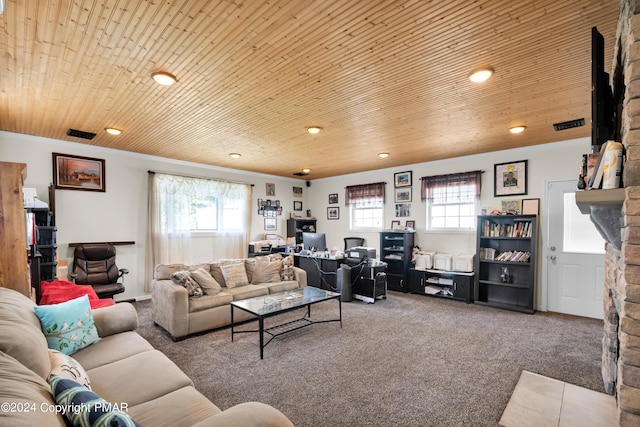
[69,244,128,299]
[344,237,365,251]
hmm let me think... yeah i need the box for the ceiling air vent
[553,118,585,131]
[66,128,97,140]
[293,172,309,176]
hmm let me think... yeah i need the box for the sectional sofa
[152,253,307,340]
[0,286,294,426]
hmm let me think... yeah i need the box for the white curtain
[145,172,252,291]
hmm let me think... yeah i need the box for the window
[421,171,482,231]
[345,182,385,230]
[190,196,218,230]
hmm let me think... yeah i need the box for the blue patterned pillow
[49,374,140,427]
[34,295,100,355]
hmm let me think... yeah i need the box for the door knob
[549,255,556,261]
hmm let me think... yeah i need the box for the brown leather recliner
[69,244,128,299]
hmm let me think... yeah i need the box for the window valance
[345,182,386,205]
[420,171,482,203]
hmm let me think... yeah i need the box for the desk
[294,254,387,303]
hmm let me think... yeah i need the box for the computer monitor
[302,232,327,251]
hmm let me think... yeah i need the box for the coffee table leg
[231,305,235,342]
[259,316,264,359]
[339,298,342,328]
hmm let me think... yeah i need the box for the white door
[546,179,605,319]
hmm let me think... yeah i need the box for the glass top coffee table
[231,287,342,359]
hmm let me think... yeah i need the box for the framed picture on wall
[394,171,412,187]
[394,187,412,203]
[327,207,339,220]
[328,193,338,204]
[293,201,302,211]
[264,217,277,230]
[494,160,527,197]
[52,153,106,192]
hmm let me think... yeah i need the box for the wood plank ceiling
[0,0,619,179]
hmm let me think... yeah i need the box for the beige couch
[0,287,294,426]
[152,254,307,341]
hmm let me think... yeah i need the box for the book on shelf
[482,220,532,238]
[495,250,530,262]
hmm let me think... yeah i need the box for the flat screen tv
[302,232,327,252]
[592,26,614,151]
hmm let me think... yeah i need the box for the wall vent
[66,128,97,140]
[553,118,585,131]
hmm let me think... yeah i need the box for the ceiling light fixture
[307,126,322,134]
[378,152,390,158]
[151,71,177,85]
[302,168,311,173]
[229,153,241,159]
[105,128,122,135]
[509,126,526,134]
[468,67,494,83]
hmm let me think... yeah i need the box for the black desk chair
[344,237,365,250]
[69,244,128,299]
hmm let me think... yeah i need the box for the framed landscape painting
[53,153,105,192]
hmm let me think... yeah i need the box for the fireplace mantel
[575,188,624,250]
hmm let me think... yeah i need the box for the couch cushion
[0,287,43,330]
[209,259,245,286]
[71,331,154,371]
[34,295,100,355]
[224,284,269,300]
[221,262,249,288]
[127,386,220,426]
[49,374,141,427]
[0,350,66,427]
[188,292,233,313]
[48,349,92,389]
[189,267,222,295]
[251,257,283,284]
[262,281,301,294]
[0,308,52,380]
[86,350,193,407]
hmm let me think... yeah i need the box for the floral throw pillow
[170,270,204,298]
[34,295,100,356]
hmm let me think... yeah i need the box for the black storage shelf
[410,268,474,303]
[380,231,414,292]
[475,214,537,313]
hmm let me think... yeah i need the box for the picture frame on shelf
[52,153,106,192]
[501,199,521,214]
[405,220,415,230]
[264,217,277,230]
[394,187,412,203]
[293,201,302,211]
[328,193,338,204]
[327,207,339,220]
[521,198,540,215]
[394,171,412,187]
[391,220,401,229]
[494,160,527,197]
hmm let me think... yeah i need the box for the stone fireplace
[596,1,640,425]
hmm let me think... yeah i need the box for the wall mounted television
[592,26,615,152]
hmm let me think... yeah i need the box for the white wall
[0,131,308,301]
[1,130,590,305]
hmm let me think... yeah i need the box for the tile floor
[499,371,617,427]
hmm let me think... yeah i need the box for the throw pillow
[48,349,91,389]
[170,271,203,297]
[189,267,222,295]
[251,258,283,284]
[49,374,141,427]
[220,263,249,288]
[34,295,100,355]
[281,254,296,281]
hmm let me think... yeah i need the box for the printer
[347,246,376,261]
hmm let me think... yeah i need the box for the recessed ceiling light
[105,128,121,135]
[468,67,494,83]
[510,126,526,134]
[151,71,177,85]
[378,152,390,158]
[307,127,322,134]
[229,153,241,158]
[302,168,311,173]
